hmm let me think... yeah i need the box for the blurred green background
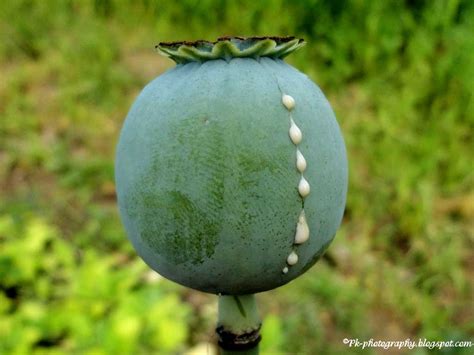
[0,0,473,354]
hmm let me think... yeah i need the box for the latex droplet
[294,210,310,244]
[289,119,302,144]
[282,94,295,110]
[287,251,298,266]
[298,176,310,197]
[296,149,307,172]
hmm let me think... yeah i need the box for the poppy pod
[115,37,348,295]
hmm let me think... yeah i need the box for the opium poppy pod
[115,37,348,295]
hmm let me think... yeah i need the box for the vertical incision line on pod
[281,94,310,274]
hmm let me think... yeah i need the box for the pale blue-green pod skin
[115,57,347,295]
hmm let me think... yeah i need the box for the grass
[0,0,473,354]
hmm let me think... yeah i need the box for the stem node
[216,294,261,355]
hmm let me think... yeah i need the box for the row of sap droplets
[282,94,310,274]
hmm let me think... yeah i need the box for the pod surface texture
[115,57,348,294]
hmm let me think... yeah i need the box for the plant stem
[216,294,261,354]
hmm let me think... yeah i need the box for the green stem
[216,294,261,355]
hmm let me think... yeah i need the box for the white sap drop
[296,149,307,173]
[294,210,310,244]
[282,94,295,111]
[287,251,298,266]
[289,119,302,145]
[279,93,311,273]
[298,176,310,197]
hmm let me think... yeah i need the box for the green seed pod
[115,37,348,295]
